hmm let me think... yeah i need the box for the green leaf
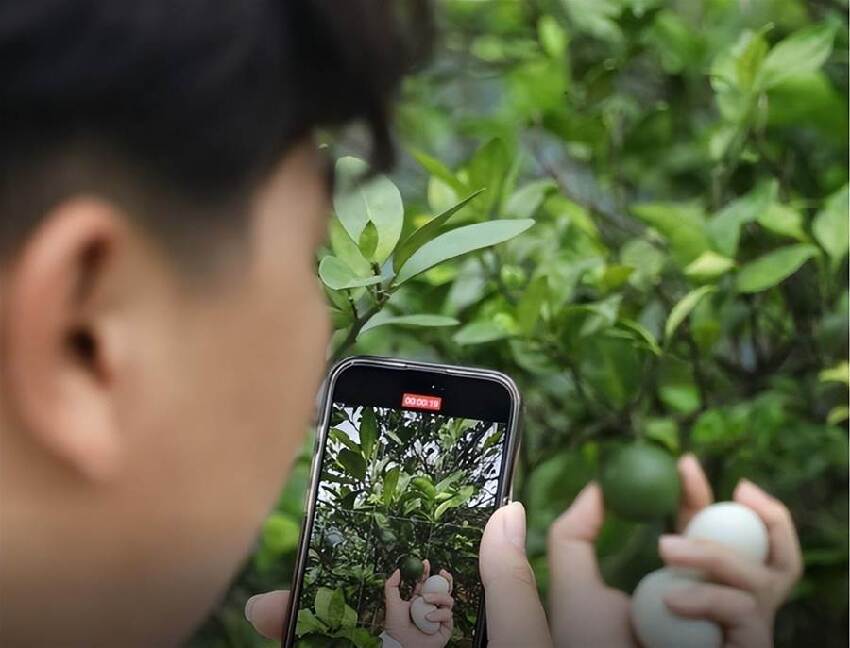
[466,138,510,212]
[579,338,644,409]
[360,313,459,335]
[518,276,549,336]
[435,470,463,493]
[340,604,358,629]
[393,189,486,273]
[336,627,381,648]
[409,148,467,195]
[657,357,700,414]
[262,512,300,555]
[332,157,404,263]
[453,321,514,345]
[358,221,379,260]
[576,295,622,337]
[318,256,382,291]
[337,449,367,481]
[504,179,556,220]
[434,485,475,520]
[315,588,346,629]
[736,30,768,92]
[685,251,736,281]
[631,203,710,266]
[296,609,327,637]
[547,195,603,244]
[599,264,634,291]
[329,218,371,277]
[329,428,359,452]
[711,29,772,121]
[819,362,849,386]
[358,407,378,459]
[736,244,819,293]
[665,285,716,340]
[538,15,567,59]
[561,0,622,44]
[621,239,666,287]
[649,9,703,74]
[827,406,849,426]
[813,184,849,263]
[642,418,679,454]
[394,219,535,285]
[758,24,836,90]
[427,175,459,214]
[708,181,777,257]
[382,466,401,507]
[614,319,661,356]
[757,204,808,242]
[412,476,436,499]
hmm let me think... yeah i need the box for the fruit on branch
[601,443,681,522]
[400,555,424,582]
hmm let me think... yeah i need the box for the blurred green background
[192,1,848,646]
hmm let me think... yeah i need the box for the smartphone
[283,356,521,648]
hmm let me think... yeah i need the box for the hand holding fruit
[653,473,803,648]
[548,454,803,648]
[631,502,769,648]
[245,457,800,648]
[383,559,455,648]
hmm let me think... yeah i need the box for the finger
[440,613,454,635]
[480,502,552,648]
[734,480,803,583]
[659,535,770,594]
[245,590,289,640]
[422,593,454,608]
[426,607,453,623]
[439,569,453,592]
[676,454,714,532]
[548,483,606,598]
[664,583,770,646]
[384,569,402,604]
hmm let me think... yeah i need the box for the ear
[1,198,130,482]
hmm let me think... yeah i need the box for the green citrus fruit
[601,443,680,521]
[399,555,424,582]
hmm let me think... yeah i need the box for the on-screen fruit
[400,555,424,582]
[410,596,440,634]
[422,575,450,595]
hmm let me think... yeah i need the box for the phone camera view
[294,403,506,648]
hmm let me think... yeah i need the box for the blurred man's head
[0,2,428,645]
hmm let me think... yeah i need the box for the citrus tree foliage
[292,406,504,646]
[193,1,848,646]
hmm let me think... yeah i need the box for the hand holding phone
[283,357,522,647]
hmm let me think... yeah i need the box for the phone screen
[287,360,518,648]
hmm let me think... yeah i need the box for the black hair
[0,0,432,256]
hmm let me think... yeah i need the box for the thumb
[245,590,289,640]
[479,502,552,648]
[548,482,606,600]
[384,569,403,605]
